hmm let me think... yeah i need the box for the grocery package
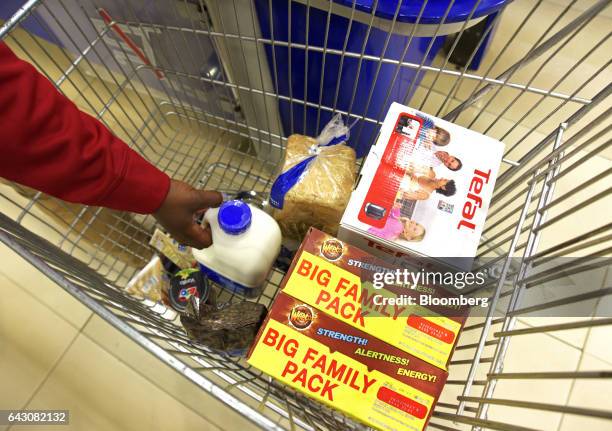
[280,228,469,370]
[181,299,268,356]
[270,114,357,240]
[149,228,196,269]
[248,292,447,431]
[193,200,281,296]
[125,255,168,302]
[339,102,504,271]
[168,268,214,314]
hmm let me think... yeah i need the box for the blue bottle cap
[218,200,252,235]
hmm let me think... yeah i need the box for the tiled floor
[1,0,610,430]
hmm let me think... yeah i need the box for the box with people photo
[339,102,505,271]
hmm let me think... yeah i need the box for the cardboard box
[248,292,448,431]
[339,102,504,271]
[280,228,469,370]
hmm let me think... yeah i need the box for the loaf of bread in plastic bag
[273,133,356,240]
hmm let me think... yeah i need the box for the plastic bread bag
[270,114,357,240]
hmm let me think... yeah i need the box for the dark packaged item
[159,255,181,307]
[181,300,268,356]
[169,268,212,313]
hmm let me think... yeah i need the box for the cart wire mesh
[0,0,611,430]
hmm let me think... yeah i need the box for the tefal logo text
[457,169,492,232]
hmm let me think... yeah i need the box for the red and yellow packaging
[280,228,469,370]
[248,292,447,431]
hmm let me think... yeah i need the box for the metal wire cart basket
[0,0,610,430]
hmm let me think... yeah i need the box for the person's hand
[154,179,223,249]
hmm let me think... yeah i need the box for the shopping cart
[0,0,610,430]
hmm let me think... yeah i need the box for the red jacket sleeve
[0,42,170,214]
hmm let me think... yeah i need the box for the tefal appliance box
[248,292,448,431]
[339,102,504,270]
[277,228,469,370]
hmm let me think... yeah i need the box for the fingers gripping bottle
[193,200,281,297]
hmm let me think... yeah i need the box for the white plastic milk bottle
[193,200,281,296]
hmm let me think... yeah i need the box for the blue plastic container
[253,0,508,157]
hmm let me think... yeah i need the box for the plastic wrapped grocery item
[149,228,196,269]
[270,115,356,240]
[125,255,168,302]
[181,300,268,356]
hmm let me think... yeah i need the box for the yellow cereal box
[248,292,448,431]
[280,228,469,370]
